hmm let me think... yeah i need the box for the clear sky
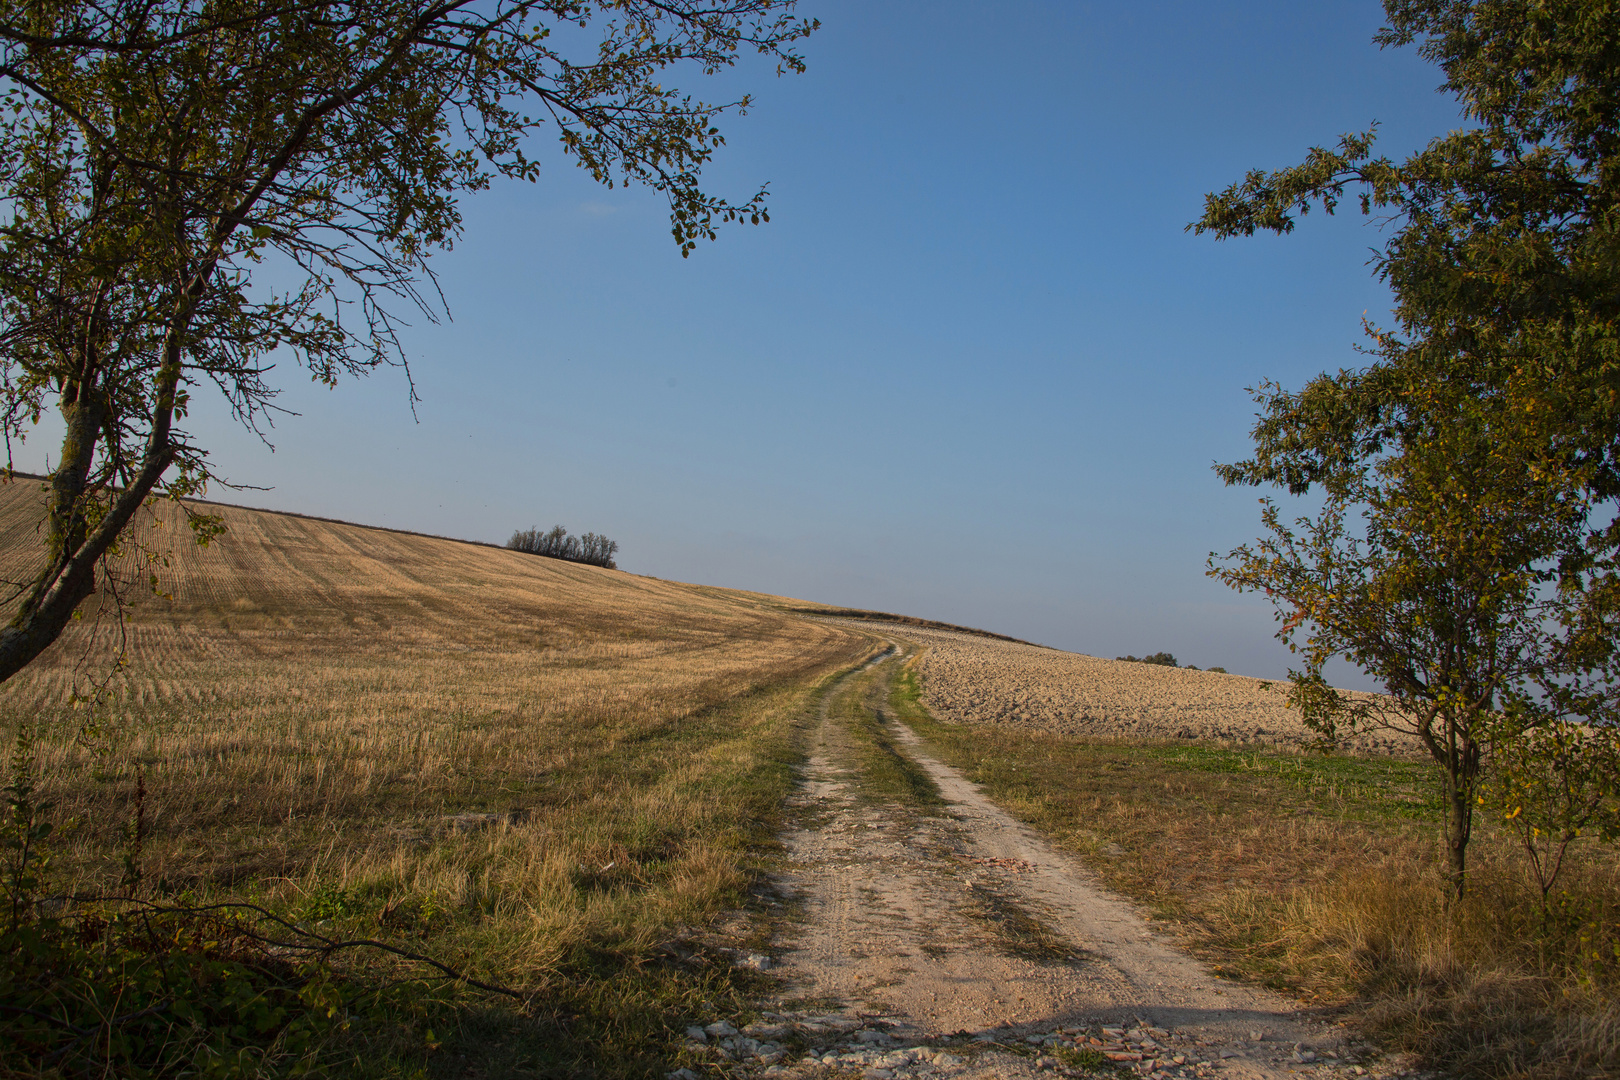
[18,1,1471,685]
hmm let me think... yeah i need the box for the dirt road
[676,639,1387,1080]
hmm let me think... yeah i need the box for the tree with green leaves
[1486,711,1620,912]
[1195,0,1620,895]
[1209,376,1593,896]
[1193,0,1620,621]
[0,0,815,683]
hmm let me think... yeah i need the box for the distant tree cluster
[507,527,619,570]
[1114,652,1228,673]
[1116,652,1179,667]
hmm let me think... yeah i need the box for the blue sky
[20,1,1471,683]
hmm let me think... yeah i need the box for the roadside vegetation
[0,490,868,1077]
[892,653,1620,1080]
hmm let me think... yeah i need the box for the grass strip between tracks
[829,653,946,812]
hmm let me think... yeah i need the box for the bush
[507,525,618,569]
[1116,652,1178,667]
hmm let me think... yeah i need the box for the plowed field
[893,624,1414,756]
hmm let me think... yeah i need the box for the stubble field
[6,476,1614,1080]
[0,478,872,1075]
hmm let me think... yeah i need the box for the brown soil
[897,625,1416,756]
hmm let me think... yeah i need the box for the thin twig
[61,895,528,1001]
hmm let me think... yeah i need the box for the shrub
[507,525,618,569]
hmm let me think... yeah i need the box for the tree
[1193,0,1620,894]
[0,0,815,682]
[1115,652,1178,667]
[1485,713,1620,913]
[507,524,618,568]
[1210,377,1592,896]
[1191,0,1620,651]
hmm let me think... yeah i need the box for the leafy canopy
[1195,0,1620,499]
[1195,0,1620,894]
[0,0,815,682]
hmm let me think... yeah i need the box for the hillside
[0,477,869,885]
[0,478,856,704]
[2,481,1612,1080]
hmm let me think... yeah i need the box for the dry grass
[1208,854,1620,1077]
[888,646,1620,1080]
[0,478,873,1075]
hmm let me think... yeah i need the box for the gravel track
[682,639,1402,1080]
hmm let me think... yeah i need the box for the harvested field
[0,477,874,1076]
[0,476,866,888]
[892,623,1417,755]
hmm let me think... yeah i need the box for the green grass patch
[1055,1044,1127,1075]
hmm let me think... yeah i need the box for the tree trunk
[1446,779,1473,899]
[0,397,176,685]
[1441,716,1483,901]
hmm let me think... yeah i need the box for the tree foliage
[1193,0,1620,563]
[1209,378,1595,894]
[1195,0,1620,895]
[0,0,814,682]
[1485,713,1620,909]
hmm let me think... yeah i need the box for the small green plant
[118,767,147,896]
[2,720,57,935]
[1056,1044,1125,1074]
[1485,717,1620,913]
